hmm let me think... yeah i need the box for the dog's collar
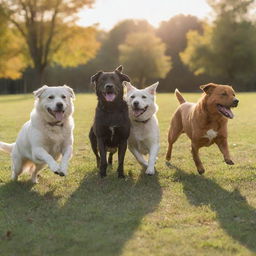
[47,121,64,127]
[134,117,151,124]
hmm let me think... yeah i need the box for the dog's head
[200,83,239,119]
[124,81,159,121]
[33,85,75,122]
[90,65,130,103]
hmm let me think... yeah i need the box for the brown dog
[166,83,239,174]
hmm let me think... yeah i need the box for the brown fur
[166,83,239,174]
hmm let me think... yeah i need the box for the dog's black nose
[233,99,239,107]
[56,102,63,109]
[105,84,113,90]
[133,101,139,107]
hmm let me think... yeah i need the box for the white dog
[124,81,160,175]
[0,85,75,183]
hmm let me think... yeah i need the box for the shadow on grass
[0,169,162,256]
[170,164,256,253]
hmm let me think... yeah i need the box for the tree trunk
[33,68,44,90]
[138,71,146,89]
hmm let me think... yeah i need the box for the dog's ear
[63,85,75,99]
[145,82,159,95]
[90,71,103,85]
[33,85,48,98]
[200,83,217,94]
[115,65,123,73]
[123,81,136,92]
[114,65,130,82]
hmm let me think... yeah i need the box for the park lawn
[0,92,256,256]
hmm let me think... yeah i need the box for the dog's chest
[130,125,153,154]
[44,126,66,152]
[203,129,218,141]
[109,126,116,140]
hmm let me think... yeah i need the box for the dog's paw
[58,167,68,177]
[197,169,205,175]
[225,159,234,165]
[145,168,155,175]
[51,163,60,174]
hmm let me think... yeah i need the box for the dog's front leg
[117,140,127,178]
[191,144,205,175]
[215,137,234,165]
[128,145,148,168]
[97,138,107,177]
[32,147,60,174]
[146,144,159,175]
[59,145,73,176]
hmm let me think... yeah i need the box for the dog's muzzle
[231,98,239,108]
[103,84,116,102]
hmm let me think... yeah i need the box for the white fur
[203,129,218,141]
[0,85,75,183]
[124,81,160,175]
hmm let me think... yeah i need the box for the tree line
[0,0,256,93]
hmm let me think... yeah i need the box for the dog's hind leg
[11,155,23,181]
[31,164,44,184]
[191,144,205,175]
[89,127,100,168]
[166,112,183,163]
[108,153,113,166]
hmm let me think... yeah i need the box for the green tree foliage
[157,14,204,91]
[119,32,171,88]
[0,0,98,87]
[95,19,154,70]
[181,0,256,90]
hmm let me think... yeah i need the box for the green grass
[0,93,256,256]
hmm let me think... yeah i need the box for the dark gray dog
[89,66,131,178]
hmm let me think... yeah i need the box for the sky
[77,0,212,30]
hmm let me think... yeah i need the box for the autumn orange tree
[0,0,98,88]
[0,7,26,79]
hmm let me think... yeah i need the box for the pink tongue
[133,109,144,117]
[218,105,234,119]
[105,93,116,102]
[54,111,64,121]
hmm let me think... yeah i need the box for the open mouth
[216,104,234,119]
[104,92,116,102]
[132,106,148,118]
[47,108,65,121]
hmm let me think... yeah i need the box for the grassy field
[0,93,256,256]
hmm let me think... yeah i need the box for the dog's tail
[0,142,15,154]
[175,89,186,104]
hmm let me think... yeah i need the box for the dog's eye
[61,95,66,99]
[142,95,147,99]
[48,95,54,99]
[221,92,228,96]
[130,95,135,99]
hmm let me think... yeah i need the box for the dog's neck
[47,121,64,127]
[134,117,151,124]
